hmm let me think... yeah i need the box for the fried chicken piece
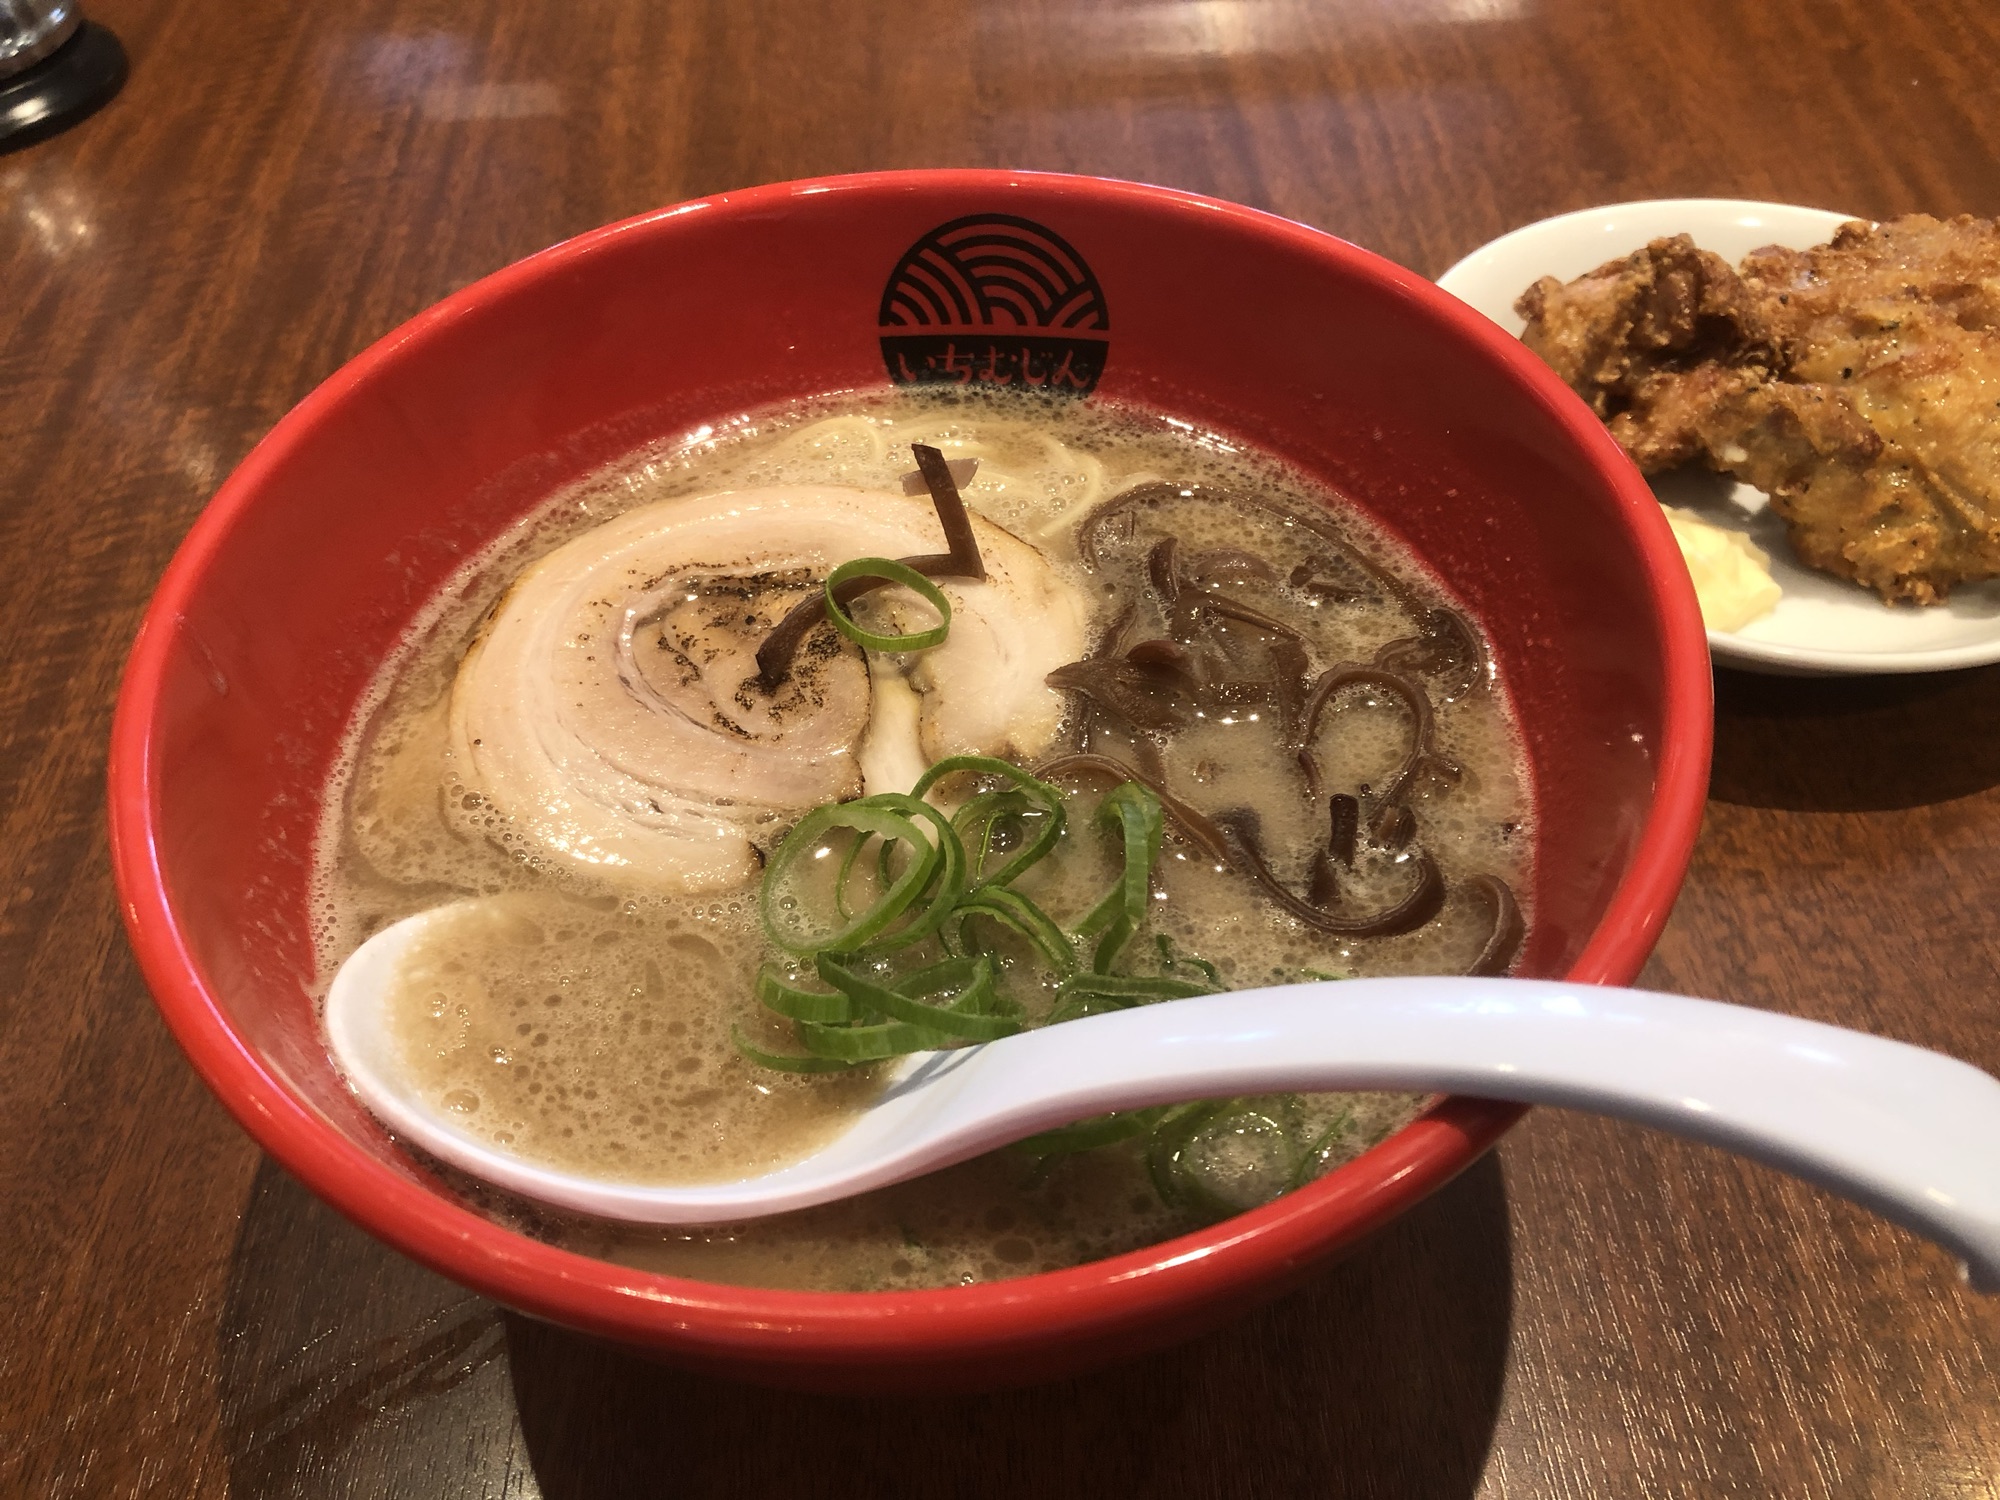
[1517,235,1775,469]
[1517,215,2000,603]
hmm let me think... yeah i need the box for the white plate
[1437,198,2000,676]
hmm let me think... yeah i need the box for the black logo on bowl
[879,214,1109,395]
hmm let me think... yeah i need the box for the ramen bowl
[108,170,1710,1391]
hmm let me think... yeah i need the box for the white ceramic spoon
[328,905,2000,1289]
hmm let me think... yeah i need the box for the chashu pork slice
[450,484,1088,893]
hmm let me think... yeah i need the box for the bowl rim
[106,167,1712,1360]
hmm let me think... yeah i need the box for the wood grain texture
[4,0,1999,1493]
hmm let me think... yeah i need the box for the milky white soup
[312,391,1533,1292]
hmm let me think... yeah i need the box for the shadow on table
[505,1152,1514,1500]
[217,1160,517,1499]
[213,1151,1511,1498]
[1710,662,2000,811]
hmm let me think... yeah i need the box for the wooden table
[6,0,1998,1493]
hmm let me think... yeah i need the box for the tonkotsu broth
[312,390,1534,1292]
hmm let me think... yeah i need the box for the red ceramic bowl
[108,170,1710,1391]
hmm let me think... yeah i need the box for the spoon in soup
[327,903,2000,1290]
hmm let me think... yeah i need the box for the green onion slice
[953,789,1032,880]
[895,954,1021,1016]
[791,956,1013,1060]
[1043,992,1121,1027]
[760,794,963,956]
[858,793,969,952]
[914,755,1067,889]
[1073,780,1165,972]
[1017,1106,1167,1158]
[1144,1100,1234,1207]
[823,558,952,653]
[1046,970,1212,1025]
[793,1016,955,1062]
[1055,971,1212,1004]
[729,1025,860,1073]
[814,953,1018,1042]
[753,966,853,1023]
[832,832,871,924]
[1167,1106,1301,1216]
[955,885,1076,974]
[1290,1106,1356,1191]
[1156,932,1222,987]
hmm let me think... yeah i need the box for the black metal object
[0,20,126,152]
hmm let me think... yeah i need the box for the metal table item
[0,3,124,149]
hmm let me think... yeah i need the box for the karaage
[1517,215,2000,603]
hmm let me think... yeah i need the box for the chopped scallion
[822,558,952,653]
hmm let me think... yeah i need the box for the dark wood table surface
[7,0,2000,1493]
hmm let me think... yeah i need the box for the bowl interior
[113,171,1705,1373]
